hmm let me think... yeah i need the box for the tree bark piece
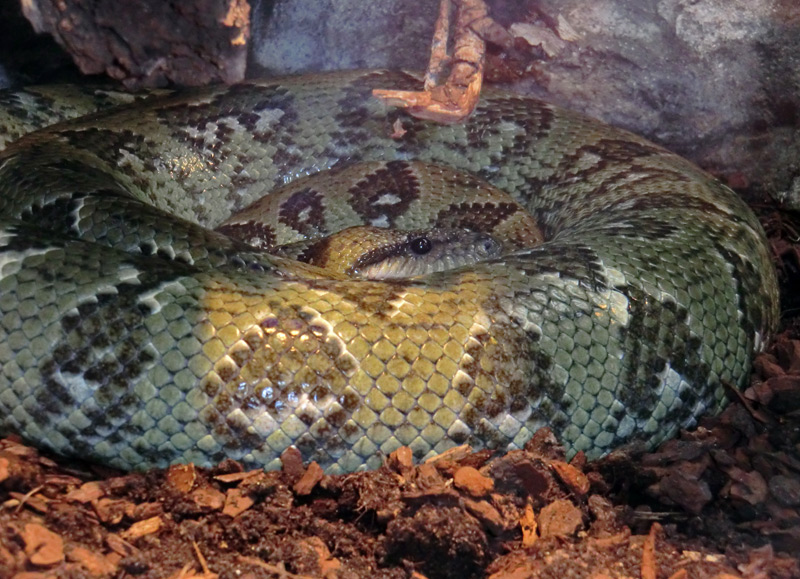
[20,0,250,88]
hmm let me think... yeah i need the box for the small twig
[193,541,211,575]
[14,485,44,513]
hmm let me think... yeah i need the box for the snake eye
[409,236,432,255]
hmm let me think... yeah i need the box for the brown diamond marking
[347,161,420,226]
[278,187,328,238]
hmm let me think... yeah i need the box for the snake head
[273,225,504,280]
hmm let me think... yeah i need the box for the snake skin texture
[0,70,779,473]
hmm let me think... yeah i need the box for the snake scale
[0,70,779,473]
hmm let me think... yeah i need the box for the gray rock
[249,0,438,74]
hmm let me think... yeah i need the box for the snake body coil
[0,70,778,473]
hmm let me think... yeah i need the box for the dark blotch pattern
[0,70,778,474]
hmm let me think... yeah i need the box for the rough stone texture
[515,0,800,209]
[249,0,438,74]
[20,0,250,88]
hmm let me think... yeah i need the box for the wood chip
[462,498,505,534]
[214,470,261,484]
[66,545,118,576]
[120,516,163,540]
[9,490,49,513]
[222,487,254,518]
[21,523,64,567]
[105,534,137,557]
[763,375,800,412]
[166,463,197,493]
[65,481,105,503]
[550,460,590,496]
[490,452,551,498]
[453,466,494,497]
[416,462,446,491]
[642,522,660,579]
[43,473,84,487]
[775,339,800,374]
[520,503,537,547]
[293,461,324,496]
[424,444,473,465]
[537,499,583,538]
[94,497,129,525]
[190,486,226,511]
[280,447,305,481]
[304,536,341,577]
[726,467,769,505]
[388,446,415,479]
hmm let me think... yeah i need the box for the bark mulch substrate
[1,210,799,579]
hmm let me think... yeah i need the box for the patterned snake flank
[0,70,779,473]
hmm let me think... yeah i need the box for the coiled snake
[0,70,779,473]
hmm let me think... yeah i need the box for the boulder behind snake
[0,70,778,473]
